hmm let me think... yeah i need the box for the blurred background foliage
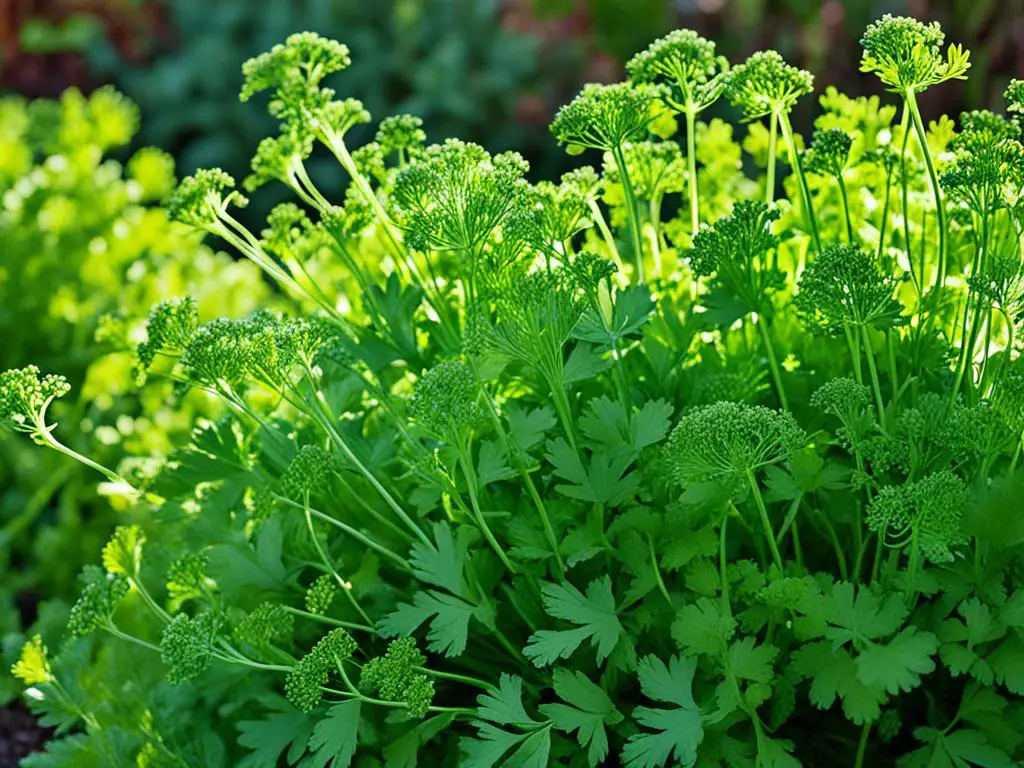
[3,0,1023,182]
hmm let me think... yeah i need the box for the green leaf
[382,713,456,768]
[545,437,641,506]
[563,342,612,386]
[477,439,517,487]
[524,576,624,666]
[505,403,557,456]
[306,700,361,768]
[902,727,1015,768]
[378,590,481,657]
[236,696,314,768]
[538,668,623,767]
[410,522,470,598]
[460,675,552,768]
[672,597,737,657]
[791,640,886,725]
[727,637,778,683]
[855,626,938,695]
[622,655,704,768]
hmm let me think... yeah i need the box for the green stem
[416,666,496,691]
[281,605,374,633]
[686,107,700,233]
[778,110,821,254]
[612,143,646,284]
[837,174,854,242]
[844,326,864,385]
[746,471,783,572]
[587,198,625,273]
[303,506,374,625]
[854,722,872,768]
[764,112,778,206]
[861,327,887,427]
[905,90,946,294]
[756,315,789,410]
[720,510,732,615]
[648,534,673,607]
[458,443,517,574]
[104,624,161,653]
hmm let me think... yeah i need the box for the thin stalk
[837,174,855,242]
[648,199,662,275]
[303,506,374,625]
[897,107,919,295]
[611,143,646,283]
[105,624,161,653]
[756,315,789,410]
[746,471,783,572]
[416,666,496,692]
[301,376,429,547]
[764,112,778,205]
[648,534,673,607]
[458,444,517,574]
[274,495,410,569]
[281,605,374,633]
[854,723,872,768]
[861,327,887,427]
[587,198,625,273]
[877,161,894,263]
[844,326,864,385]
[686,107,700,233]
[905,90,946,293]
[778,110,821,254]
[720,509,732,615]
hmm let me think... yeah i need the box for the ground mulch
[0,701,51,768]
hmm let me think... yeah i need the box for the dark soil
[0,701,52,768]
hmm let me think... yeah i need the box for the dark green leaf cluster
[663,401,805,485]
[725,50,813,120]
[796,244,904,332]
[550,82,660,151]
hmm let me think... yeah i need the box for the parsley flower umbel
[551,82,661,282]
[859,15,970,94]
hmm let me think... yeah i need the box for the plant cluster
[0,86,273,708]
[7,15,1024,768]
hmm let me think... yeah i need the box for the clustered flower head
[804,128,854,177]
[240,32,351,103]
[135,296,198,381]
[550,82,661,152]
[360,637,435,718]
[305,574,337,615]
[859,14,970,93]
[233,602,294,649]
[67,565,130,637]
[376,114,427,160]
[160,611,221,684]
[725,50,814,121]
[867,470,967,563]
[285,628,359,712]
[281,444,335,503]
[795,243,904,333]
[392,139,529,254]
[626,29,729,112]
[940,110,1024,215]
[0,365,71,431]
[165,168,247,230]
[663,401,805,485]
[409,359,482,439]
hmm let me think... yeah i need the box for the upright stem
[458,445,517,574]
[612,144,646,284]
[837,175,855,242]
[686,107,700,233]
[764,113,778,206]
[756,315,789,410]
[778,111,821,255]
[905,90,946,294]
[587,199,625,273]
[746,471,783,572]
[861,326,887,428]
[854,722,872,768]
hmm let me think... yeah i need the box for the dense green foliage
[6,15,1024,767]
[0,87,269,705]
